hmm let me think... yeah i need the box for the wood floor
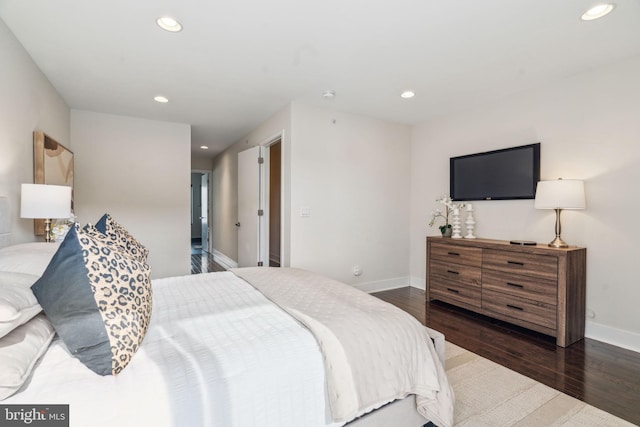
[373,286,640,426]
[190,246,226,274]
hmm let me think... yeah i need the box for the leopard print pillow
[94,213,149,263]
[31,224,152,375]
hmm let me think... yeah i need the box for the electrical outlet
[352,265,362,276]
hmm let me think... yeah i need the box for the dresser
[426,236,586,347]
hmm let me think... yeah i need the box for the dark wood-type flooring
[190,246,226,274]
[373,287,640,426]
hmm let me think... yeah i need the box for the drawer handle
[507,260,524,266]
[447,270,460,275]
[506,282,524,289]
[447,252,460,256]
[446,288,460,294]
[507,304,524,311]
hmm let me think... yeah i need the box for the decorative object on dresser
[20,184,72,243]
[451,207,462,239]
[426,236,586,347]
[429,195,464,238]
[464,203,476,239]
[534,178,586,248]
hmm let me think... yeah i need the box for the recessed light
[156,16,183,32]
[322,90,336,99]
[581,4,615,21]
[400,91,415,99]
[200,145,209,150]
[154,95,169,103]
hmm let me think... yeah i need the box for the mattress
[6,272,335,427]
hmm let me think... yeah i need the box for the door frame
[192,169,212,253]
[261,131,285,267]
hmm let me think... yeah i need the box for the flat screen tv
[450,143,540,201]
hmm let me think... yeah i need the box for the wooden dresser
[426,236,586,347]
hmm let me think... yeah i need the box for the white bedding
[233,267,454,427]
[5,272,334,427]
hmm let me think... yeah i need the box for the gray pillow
[31,224,152,375]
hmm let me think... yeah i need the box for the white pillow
[0,272,42,338]
[0,242,60,276]
[0,314,55,400]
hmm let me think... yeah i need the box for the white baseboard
[409,276,426,291]
[353,276,411,293]
[212,249,238,270]
[586,321,640,354]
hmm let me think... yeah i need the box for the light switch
[300,207,311,217]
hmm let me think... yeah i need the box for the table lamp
[21,184,72,242]
[534,178,585,248]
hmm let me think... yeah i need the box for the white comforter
[233,267,455,427]
[6,272,333,427]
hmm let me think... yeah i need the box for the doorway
[269,140,281,267]
[190,171,210,254]
[236,136,282,267]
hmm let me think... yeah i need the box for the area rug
[444,342,634,426]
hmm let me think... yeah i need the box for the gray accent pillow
[31,224,152,375]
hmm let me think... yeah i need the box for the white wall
[211,105,291,265]
[290,103,411,287]
[191,155,212,171]
[410,56,640,352]
[211,102,412,289]
[0,18,70,243]
[71,110,191,279]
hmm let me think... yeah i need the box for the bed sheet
[6,272,334,427]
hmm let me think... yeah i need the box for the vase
[440,226,453,237]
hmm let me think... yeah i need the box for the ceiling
[1,1,639,158]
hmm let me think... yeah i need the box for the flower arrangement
[429,195,464,236]
[50,214,77,242]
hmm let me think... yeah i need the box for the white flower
[429,195,466,228]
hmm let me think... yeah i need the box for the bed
[0,208,454,427]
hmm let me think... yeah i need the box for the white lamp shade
[20,184,72,219]
[534,179,585,210]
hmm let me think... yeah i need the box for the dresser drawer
[430,241,482,267]
[483,249,557,280]
[482,289,557,330]
[430,277,481,309]
[430,259,481,287]
[483,270,557,305]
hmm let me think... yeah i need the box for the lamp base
[548,236,568,248]
[44,218,53,243]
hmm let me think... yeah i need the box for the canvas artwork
[33,131,74,235]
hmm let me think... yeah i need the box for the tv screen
[450,143,540,201]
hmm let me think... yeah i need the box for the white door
[200,173,209,253]
[237,146,268,267]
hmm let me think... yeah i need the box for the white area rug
[444,342,634,426]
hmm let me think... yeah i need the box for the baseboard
[586,321,640,354]
[409,276,426,291]
[354,276,410,293]
[212,249,238,270]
